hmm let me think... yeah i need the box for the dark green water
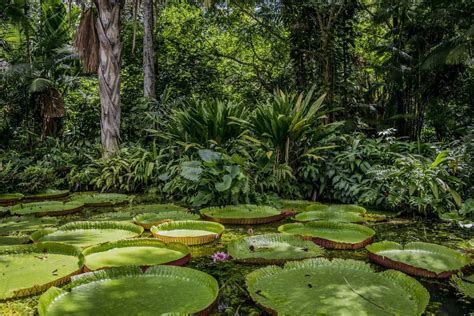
[0,206,472,315]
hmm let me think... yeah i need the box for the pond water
[0,205,472,315]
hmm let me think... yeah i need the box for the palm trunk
[143,0,156,98]
[95,0,123,156]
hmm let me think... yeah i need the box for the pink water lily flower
[211,251,230,262]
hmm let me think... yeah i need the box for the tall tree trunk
[143,0,156,98]
[95,0,123,156]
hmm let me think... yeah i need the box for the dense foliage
[0,0,472,219]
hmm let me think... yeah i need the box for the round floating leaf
[70,192,130,207]
[10,201,84,217]
[246,258,429,315]
[0,242,83,300]
[278,221,375,249]
[24,189,70,202]
[0,235,30,246]
[228,233,324,264]
[306,204,367,214]
[134,211,200,229]
[366,241,471,278]
[201,204,288,225]
[0,216,59,235]
[281,200,322,213]
[89,212,134,222]
[451,274,474,298]
[31,221,144,248]
[38,265,218,315]
[116,203,187,214]
[0,193,24,205]
[294,210,366,223]
[83,238,191,271]
[151,220,224,245]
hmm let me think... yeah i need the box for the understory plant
[361,150,463,216]
[163,149,255,207]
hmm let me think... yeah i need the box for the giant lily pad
[294,210,367,223]
[0,242,83,300]
[70,192,130,207]
[31,221,144,248]
[246,258,429,315]
[38,266,218,315]
[366,241,471,278]
[280,200,322,213]
[83,238,191,271]
[151,220,224,245]
[118,203,188,214]
[278,221,375,249]
[89,212,134,222]
[10,201,84,217]
[0,216,59,235]
[306,204,367,214]
[0,193,24,206]
[451,274,474,298]
[134,211,200,229]
[228,233,324,264]
[24,189,70,202]
[0,235,30,246]
[201,204,290,225]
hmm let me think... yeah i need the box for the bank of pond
[0,191,472,315]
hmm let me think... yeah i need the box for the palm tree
[75,1,124,156]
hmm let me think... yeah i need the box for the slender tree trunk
[143,0,156,98]
[95,0,123,156]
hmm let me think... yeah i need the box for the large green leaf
[180,160,203,181]
[228,233,324,264]
[280,199,322,213]
[38,266,218,315]
[83,238,190,271]
[31,221,144,248]
[198,149,221,163]
[24,189,70,202]
[201,204,285,225]
[0,242,83,300]
[150,220,224,245]
[306,204,367,214]
[215,174,232,192]
[0,216,59,235]
[294,210,366,223]
[0,193,24,205]
[89,212,134,222]
[0,235,30,246]
[366,241,471,277]
[133,211,200,229]
[10,201,84,216]
[246,258,429,315]
[116,203,188,214]
[278,221,375,249]
[69,192,130,207]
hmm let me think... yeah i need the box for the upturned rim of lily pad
[150,220,224,245]
[278,221,376,249]
[0,242,84,301]
[366,241,472,278]
[200,204,292,225]
[82,238,191,271]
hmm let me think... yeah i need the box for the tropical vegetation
[0,0,472,314]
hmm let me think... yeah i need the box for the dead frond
[74,8,99,73]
